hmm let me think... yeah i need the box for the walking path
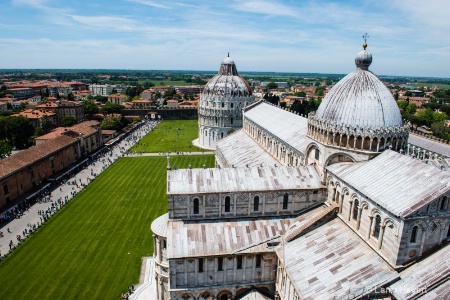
[0,120,158,258]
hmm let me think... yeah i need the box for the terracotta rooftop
[0,135,78,180]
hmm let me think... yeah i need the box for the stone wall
[168,190,324,221]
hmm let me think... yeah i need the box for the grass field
[0,155,214,300]
[130,120,205,153]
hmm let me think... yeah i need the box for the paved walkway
[0,120,159,258]
[129,257,156,300]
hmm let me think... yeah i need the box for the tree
[405,103,417,115]
[315,86,325,97]
[431,121,450,141]
[100,101,124,116]
[266,82,278,90]
[82,99,99,118]
[398,101,408,110]
[62,116,78,127]
[0,139,12,159]
[294,91,306,97]
[3,116,35,149]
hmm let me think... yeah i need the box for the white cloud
[127,0,170,9]
[233,0,298,18]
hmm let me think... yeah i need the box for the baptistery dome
[197,54,255,149]
[307,43,408,153]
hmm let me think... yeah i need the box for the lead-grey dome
[315,46,402,129]
[307,43,408,153]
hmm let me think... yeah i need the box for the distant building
[108,93,128,105]
[13,109,57,129]
[89,84,114,96]
[0,135,80,207]
[36,100,84,124]
[166,100,179,108]
[6,88,35,100]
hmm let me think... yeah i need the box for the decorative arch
[217,290,232,300]
[305,142,321,165]
[181,293,195,300]
[324,152,356,168]
[199,292,214,300]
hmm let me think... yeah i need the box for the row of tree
[0,116,35,158]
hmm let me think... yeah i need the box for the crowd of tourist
[0,120,159,261]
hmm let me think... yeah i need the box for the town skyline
[1,0,450,77]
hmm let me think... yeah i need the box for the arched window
[225,196,231,212]
[231,118,234,124]
[373,215,381,239]
[231,103,234,108]
[193,198,199,215]
[221,132,224,138]
[220,295,228,300]
[255,254,261,268]
[163,239,167,249]
[410,226,418,243]
[221,102,224,108]
[254,196,259,211]
[315,149,320,160]
[353,200,359,220]
[447,224,450,238]
[283,193,288,210]
[440,196,448,211]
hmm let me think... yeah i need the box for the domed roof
[201,54,252,97]
[314,43,402,129]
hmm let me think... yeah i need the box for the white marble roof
[327,150,450,218]
[416,280,450,300]
[237,290,271,300]
[150,213,168,237]
[167,217,293,258]
[244,102,309,154]
[167,165,321,195]
[390,244,450,300]
[216,130,279,168]
[408,133,450,157]
[277,218,398,300]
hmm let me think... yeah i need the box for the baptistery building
[197,54,256,149]
[147,42,450,300]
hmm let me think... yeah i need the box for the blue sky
[1,0,449,77]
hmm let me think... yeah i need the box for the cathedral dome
[314,44,402,129]
[307,41,408,153]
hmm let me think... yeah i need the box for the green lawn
[130,120,206,153]
[0,155,214,300]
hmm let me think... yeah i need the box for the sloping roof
[237,290,271,300]
[327,150,450,217]
[0,135,78,179]
[390,244,450,300]
[416,280,450,300]
[277,218,398,300]
[216,130,279,168]
[244,102,308,154]
[408,133,450,157]
[167,165,321,195]
[151,213,168,237]
[167,217,293,258]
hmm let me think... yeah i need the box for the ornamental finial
[362,33,369,50]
